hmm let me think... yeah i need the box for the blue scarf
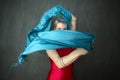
[12,5,95,67]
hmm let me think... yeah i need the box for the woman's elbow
[82,49,88,55]
[82,50,88,55]
[77,48,89,55]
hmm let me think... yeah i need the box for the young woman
[46,14,88,80]
[13,5,95,80]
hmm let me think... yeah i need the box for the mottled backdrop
[0,0,120,80]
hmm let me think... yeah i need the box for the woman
[13,5,95,80]
[46,14,88,80]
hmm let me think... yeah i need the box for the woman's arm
[46,48,88,69]
[71,14,77,31]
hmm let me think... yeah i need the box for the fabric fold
[12,5,95,68]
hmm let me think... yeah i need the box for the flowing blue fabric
[12,5,95,67]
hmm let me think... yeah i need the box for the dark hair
[50,15,67,30]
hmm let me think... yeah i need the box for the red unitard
[47,48,75,80]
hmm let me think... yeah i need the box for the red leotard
[47,48,74,80]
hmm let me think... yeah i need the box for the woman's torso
[47,48,75,80]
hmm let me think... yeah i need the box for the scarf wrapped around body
[12,5,95,67]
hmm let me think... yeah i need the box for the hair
[50,14,68,30]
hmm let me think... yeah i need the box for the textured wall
[0,0,120,80]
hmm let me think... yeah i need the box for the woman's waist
[50,64,73,72]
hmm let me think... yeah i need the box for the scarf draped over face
[12,5,95,67]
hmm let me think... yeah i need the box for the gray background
[0,0,120,80]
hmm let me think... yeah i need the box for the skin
[46,14,88,69]
[54,22,67,30]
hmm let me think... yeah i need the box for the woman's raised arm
[71,14,77,31]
